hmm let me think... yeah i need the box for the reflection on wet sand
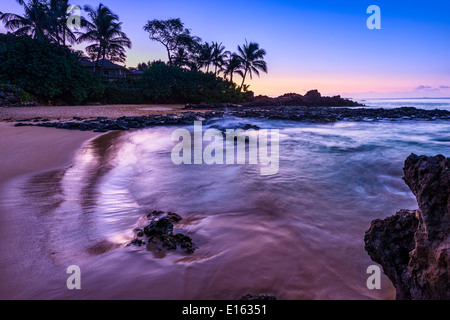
[1,119,448,299]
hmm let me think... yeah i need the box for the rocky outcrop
[0,86,36,107]
[364,154,449,299]
[239,294,277,300]
[131,211,196,254]
[10,106,450,132]
[241,90,363,107]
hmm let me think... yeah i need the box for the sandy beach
[0,122,99,183]
[0,121,101,299]
[0,104,186,121]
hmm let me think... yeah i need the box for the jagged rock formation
[364,154,449,299]
[131,211,196,254]
[241,90,363,107]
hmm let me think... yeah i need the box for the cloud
[414,85,444,92]
[415,85,432,91]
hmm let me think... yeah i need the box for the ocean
[355,98,450,111]
[0,99,448,299]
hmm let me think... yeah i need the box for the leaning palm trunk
[240,67,248,91]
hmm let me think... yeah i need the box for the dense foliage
[0,33,255,105]
[0,0,267,105]
[102,62,248,104]
[138,62,244,104]
[103,79,145,104]
[0,33,103,103]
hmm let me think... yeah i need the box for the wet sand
[0,123,100,299]
[0,108,401,300]
[0,123,99,183]
[0,119,398,300]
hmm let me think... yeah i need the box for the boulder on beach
[131,211,196,254]
[364,154,449,300]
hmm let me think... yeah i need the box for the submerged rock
[239,294,277,300]
[131,211,196,254]
[364,154,449,299]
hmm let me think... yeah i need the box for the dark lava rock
[240,90,362,108]
[131,211,196,254]
[239,294,277,300]
[166,212,182,222]
[143,217,174,237]
[10,102,450,132]
[208,122,261,134]
[304,89,321,99]
[364,154,449,300]
[174,234,195,254]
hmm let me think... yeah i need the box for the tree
[77,3,131,79]
[0,0,49,40]
[138,61,242,104]
[197,41,214,72]
[211,42,229,76]
[143,18,200,65]
[0,33,103,103]
[236,40,268,90]
[224,53,244,84]
[172,47,190,68]
[0,0,76,48]
[47,0,77,47]
[137,61,151,71]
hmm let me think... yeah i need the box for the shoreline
[2,104,449,133]
[0,122,100,186]
[0,123,102,299]
[0,104,187,121]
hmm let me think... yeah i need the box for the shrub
[138,62,243,104]
[0,33,104,104]
[103,79,145,104]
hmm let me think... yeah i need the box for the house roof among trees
[80,59,127,70]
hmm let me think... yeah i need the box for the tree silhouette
[143,18,200,65]
[224,53,244,84]
[0,0,50,40]
[237,40,267,90]
[211,42,229,76]
[77,3,131,78]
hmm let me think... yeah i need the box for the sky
[1,0,450,98]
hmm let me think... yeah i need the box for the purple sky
[1,0,449,98]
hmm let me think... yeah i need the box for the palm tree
[0,0,49,40]
[77,3,131,79]
[172,47,190,68]
[1,0,78,48]
[47,0,77,47]
[211,42,229,76]
[224,53,244,84]
[236,40,268,90]
[197,41,214,72]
